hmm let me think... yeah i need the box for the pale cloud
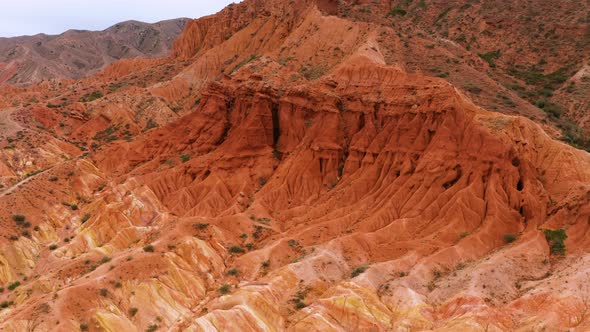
[0,0,238,37]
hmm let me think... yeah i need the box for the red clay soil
[0,0,587,331]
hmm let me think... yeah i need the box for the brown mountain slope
[162,0,589,149]
[0,0,587,331]
[0,18,188,85]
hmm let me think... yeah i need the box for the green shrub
[180,154,191,163]
[504,233,517,243]
[351,265,369,278]
[49,244,58,250]
[227,268,240,276]
[433,270,443,279]
[12,215,25,223]
[218,284,231,294]
[299,65,326,80]
[143,245,155,252]
[544,229,567,255]
[7,281,20,291]
[437,7,452,21]
[129,307,138,317]
[80,323,89,331]
[99,288,108,296]
[229,246,245,254]
[507,83,525,92]
[559,120,590,151]
[82,90,104,102]
[478,50,501,68]
[295,301,306,309]
[386,7,407,17]
[508,65,570,89]
[279,56,293,66]
[81,214,91,224]
[230,54,259,74]
[458,232,470,240]
[544,103,563,118]
[194,223,209,230]
[144,118,157,131]
[535,99,547,108]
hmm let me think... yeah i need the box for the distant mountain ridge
[0,1,588,331]
[0,18,188,85]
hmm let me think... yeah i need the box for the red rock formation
[0,0,587,331]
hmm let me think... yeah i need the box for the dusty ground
[0,0,586,331]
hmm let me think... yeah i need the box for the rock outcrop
[0,0,587,331]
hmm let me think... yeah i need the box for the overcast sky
[0,0,238,37]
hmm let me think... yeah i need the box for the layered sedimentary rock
[0,0,588,331]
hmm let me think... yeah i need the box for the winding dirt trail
[0,108,77,197]
[0,108,65,196]
[0,108,23,138]
[0,166,54,198]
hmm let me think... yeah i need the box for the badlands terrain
[0,0,588,331]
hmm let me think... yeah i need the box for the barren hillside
[0,0,587,331]
[0,18,188,85]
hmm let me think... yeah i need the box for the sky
[0,0,238,37]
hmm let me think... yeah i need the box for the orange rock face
[0,0,588,331]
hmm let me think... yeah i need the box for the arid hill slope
[0,18,188,85]
[0,0,587,331]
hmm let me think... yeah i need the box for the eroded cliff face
[0,0,588,331]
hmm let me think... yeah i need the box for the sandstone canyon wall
[0,0,587,331]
